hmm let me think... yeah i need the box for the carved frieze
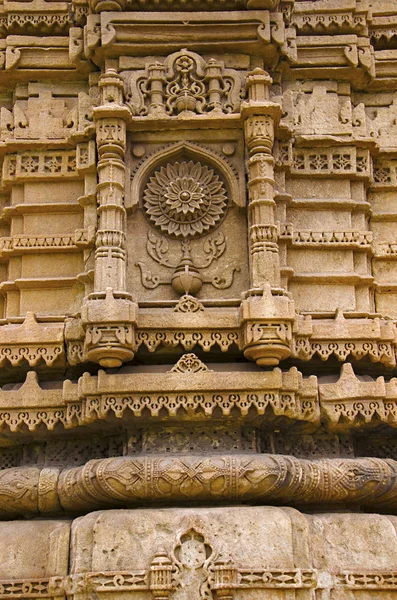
[64,362,319,425]
[293,313,397,367]
[3,453,397,517]
[1,360,397,435]
[0,314,65,369]
[320,362,397,430]
[1,142,95,184]
[276,142,372,178]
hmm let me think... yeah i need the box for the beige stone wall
[2,509,397,600]
[0,0,396,596]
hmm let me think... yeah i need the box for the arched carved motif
[128,141,244,212]
[172,528,215,600]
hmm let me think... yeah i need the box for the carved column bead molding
[3,453,397,517]
[83,68,137,368]
[240,69,295,367]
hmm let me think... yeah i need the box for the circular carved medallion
[143,160,227,238]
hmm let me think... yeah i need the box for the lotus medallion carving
[143,160,227,238]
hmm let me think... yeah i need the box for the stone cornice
[2,363,397,434]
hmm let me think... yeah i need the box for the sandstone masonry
[0,0,396,598]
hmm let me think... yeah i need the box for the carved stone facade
[1,0,397,597]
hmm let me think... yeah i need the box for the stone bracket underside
[2,311,397,369]
[2,453,397,518]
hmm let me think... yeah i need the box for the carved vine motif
[143,160,227,239]
[137,233,239,294]
[127,49,242,117]
[146,231,226,268]
[170,353,211,373]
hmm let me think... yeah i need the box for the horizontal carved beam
[2,453,397,518]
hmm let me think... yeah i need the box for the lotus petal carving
[143,160,227,238]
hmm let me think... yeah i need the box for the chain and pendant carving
[126,49,243,117]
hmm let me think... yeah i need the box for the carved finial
[169,353,211,373]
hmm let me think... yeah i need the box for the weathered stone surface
[1,509,397,600]
[0,520,70,578]
[0,0,397,590]
[67,508,397,599]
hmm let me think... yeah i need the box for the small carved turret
[212,555,238,600]
[149,549,174,600]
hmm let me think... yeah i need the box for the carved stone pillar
[147,62,167,115]
[82,68,137,368]
[240,69,295,367]
[243,69,281,290]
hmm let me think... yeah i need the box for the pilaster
[240,68,295,366]
[82,68,137,368]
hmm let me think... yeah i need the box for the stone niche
[126,137,249,303]
[122,48,249,305]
